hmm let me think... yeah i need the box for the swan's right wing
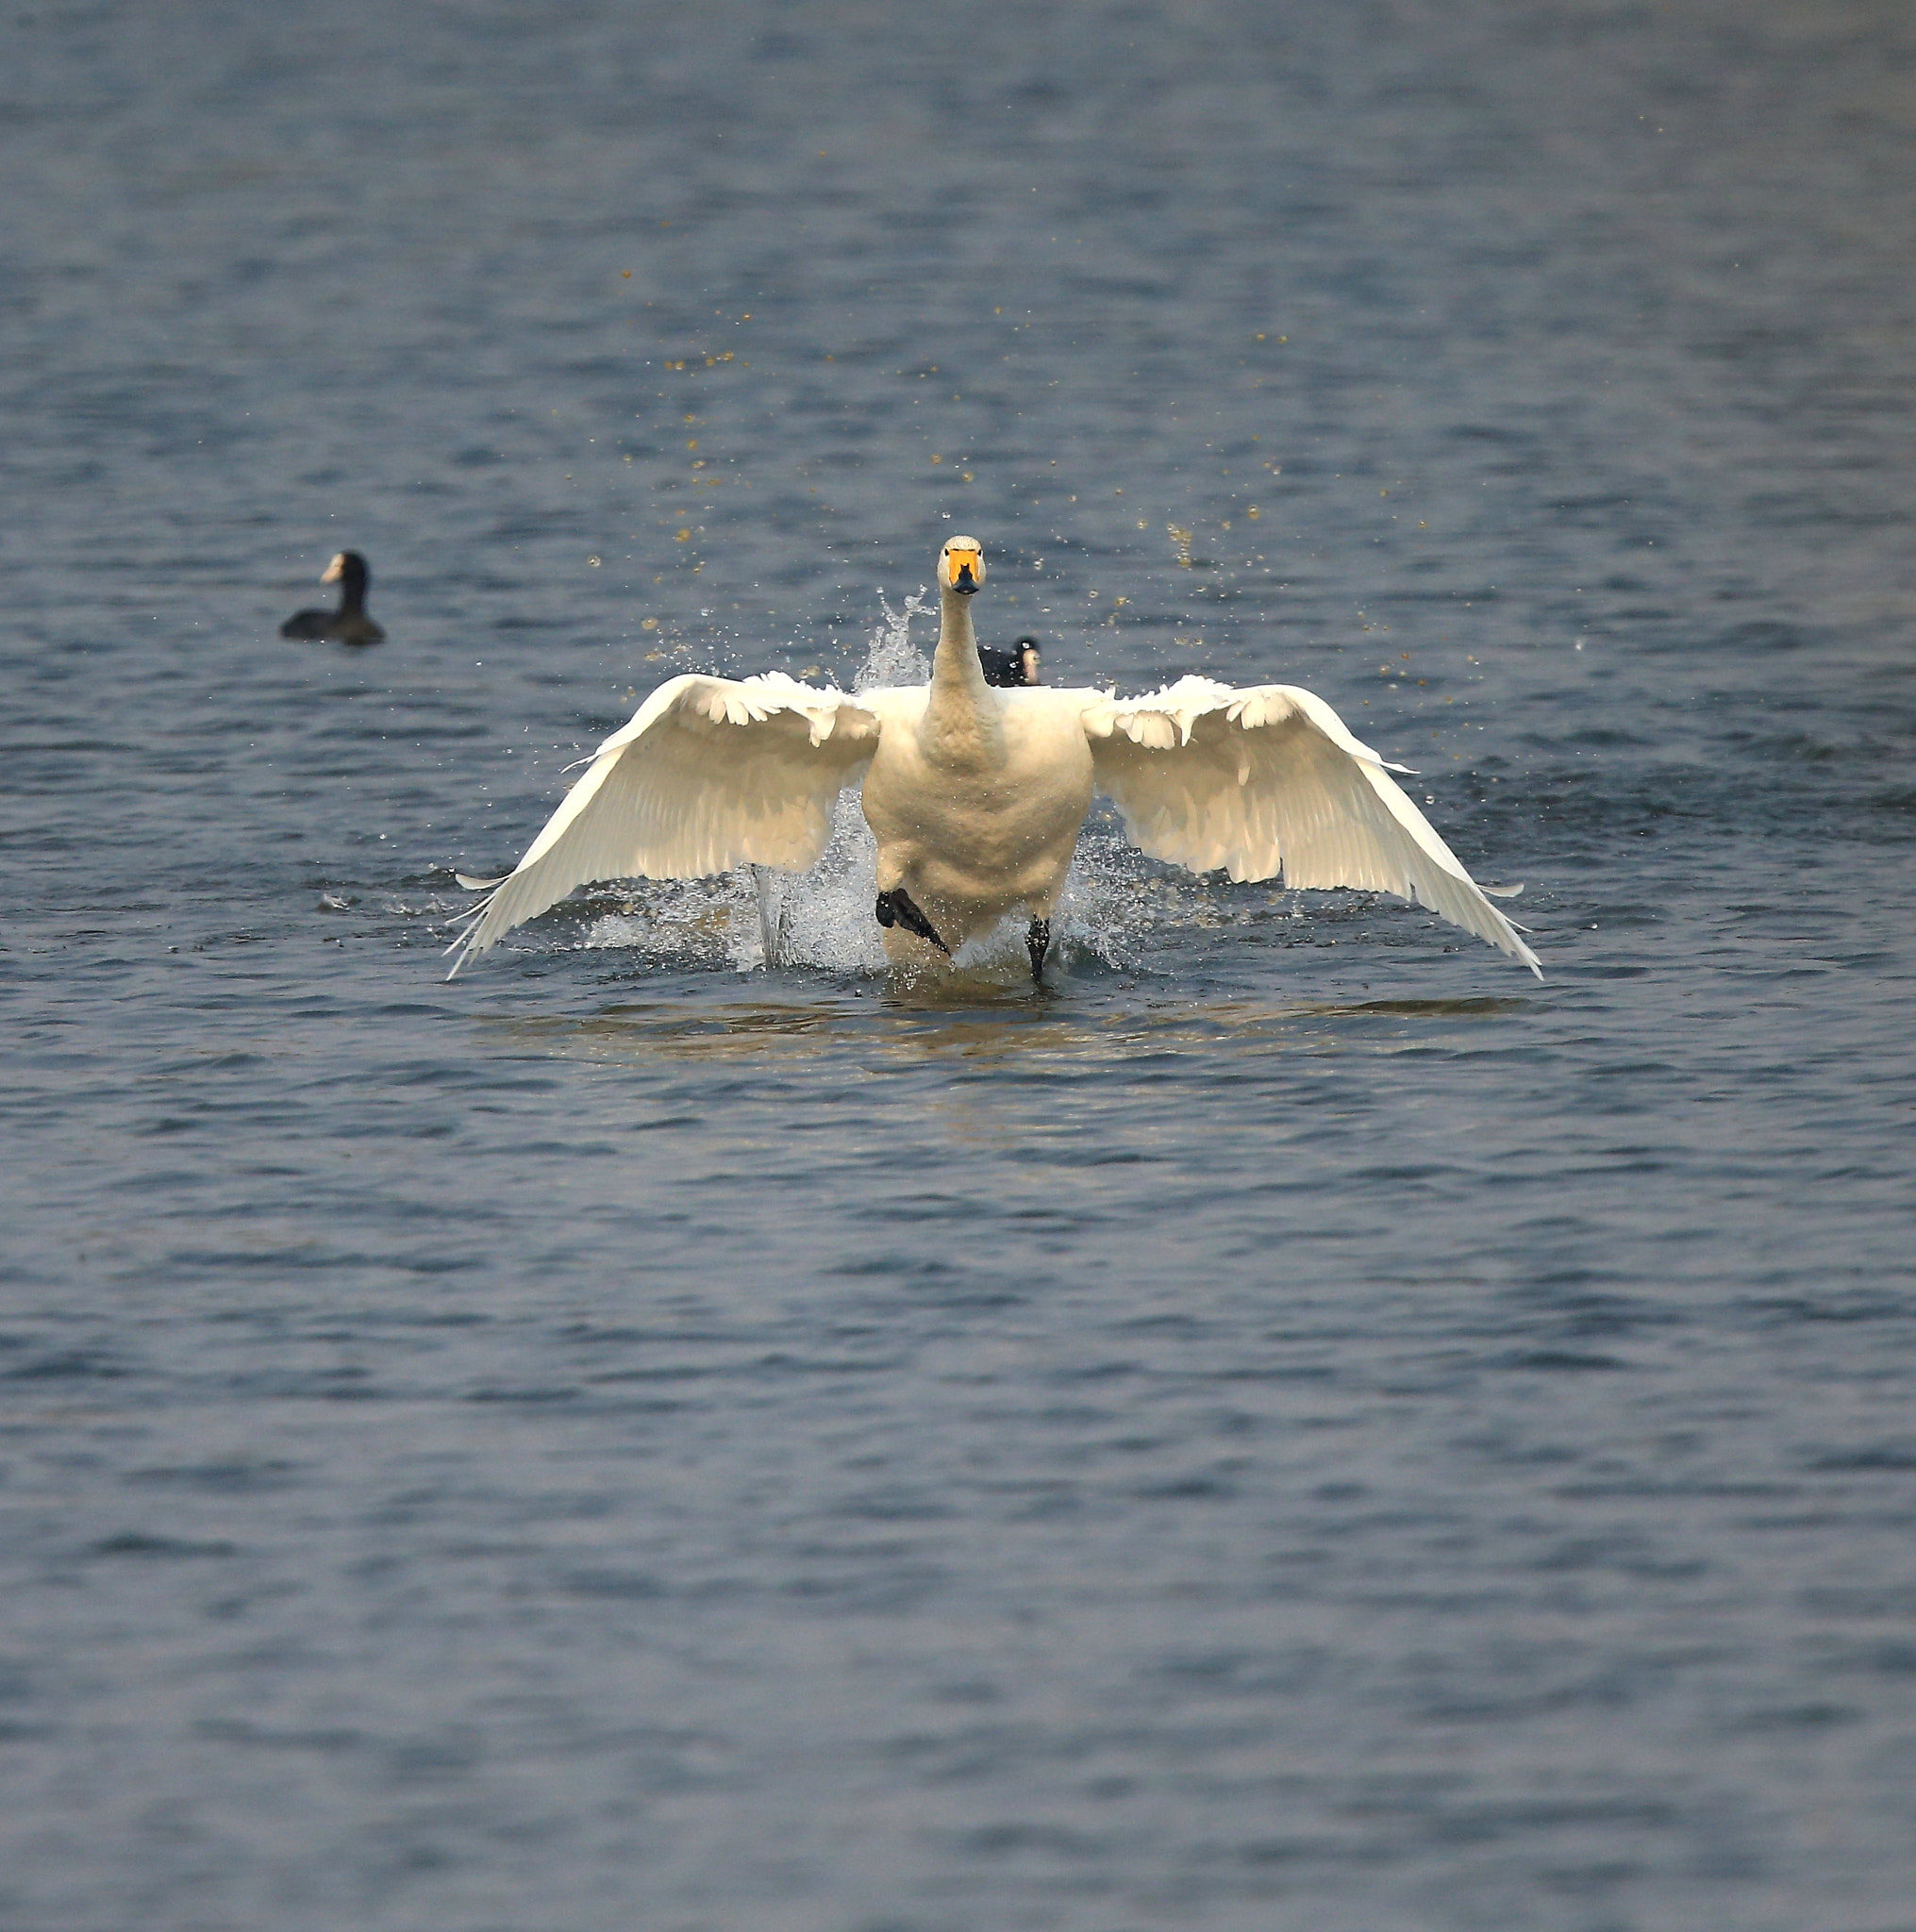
[448,673,880,973]
[1083,676,1540,974]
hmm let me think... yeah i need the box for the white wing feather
[1084,675,1541,974]
[448,673,880,973]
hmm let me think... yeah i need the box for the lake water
[5,2,1915,1927]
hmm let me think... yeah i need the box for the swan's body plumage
[449,539,1540,978]
[858,680,1095,955]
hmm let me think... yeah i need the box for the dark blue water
[5,3,1916,1926]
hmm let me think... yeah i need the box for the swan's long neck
[921,584,1002,770]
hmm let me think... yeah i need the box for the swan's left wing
[1083,675,1540,974]
[447,673,880,973]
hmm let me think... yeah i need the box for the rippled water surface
[6,3,1916,1927]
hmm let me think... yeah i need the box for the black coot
[977,635,1041,687]
[280,551,384,645]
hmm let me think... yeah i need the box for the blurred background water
[4,2,1916,1927]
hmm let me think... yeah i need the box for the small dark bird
[977,634,1041,687]
[280,551,384,645]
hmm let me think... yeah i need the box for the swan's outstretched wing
[448,673,880,972]
[1083,675,1541,974]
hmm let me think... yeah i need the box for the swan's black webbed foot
[1026,916,1051,983]
[875,889,949,955]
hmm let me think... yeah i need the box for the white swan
[447,537,1541,980]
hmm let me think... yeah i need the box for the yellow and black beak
[941,540,985,595]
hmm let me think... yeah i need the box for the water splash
[853,586,932,691]
[740,590,923,974]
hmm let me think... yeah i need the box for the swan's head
[1013,636,1041,685]
[939,536,985,596]
[320,550,369,589]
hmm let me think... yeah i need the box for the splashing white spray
[739,587,925,974]
[854,586,933,691]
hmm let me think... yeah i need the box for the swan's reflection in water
[475,984,1534,1072]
